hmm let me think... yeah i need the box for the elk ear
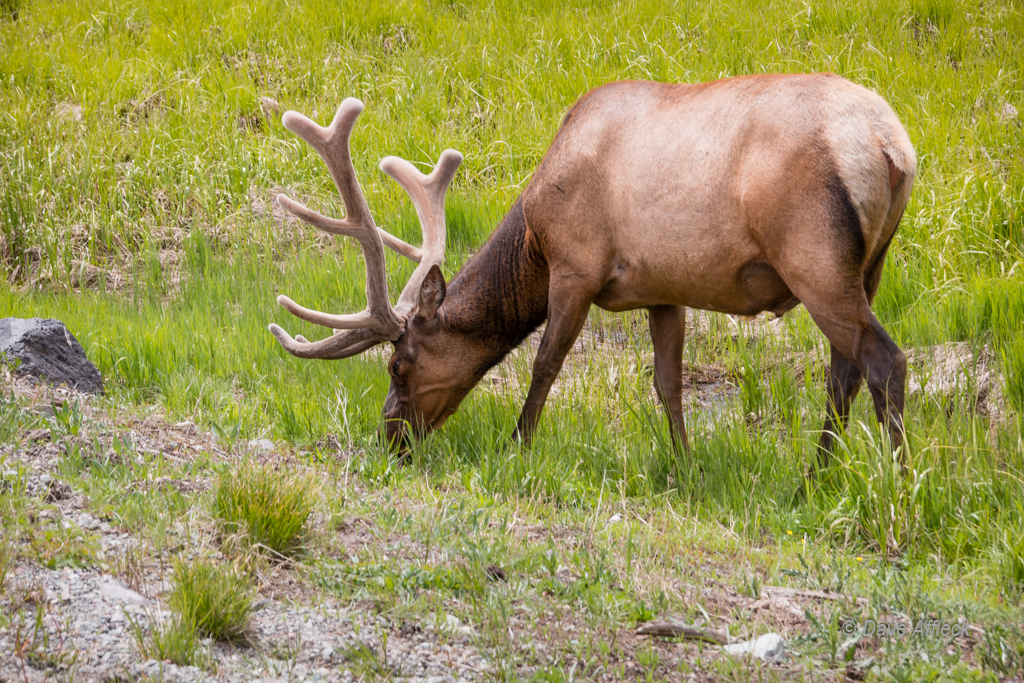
[416,265,446,320]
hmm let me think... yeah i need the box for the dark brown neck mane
[442,197,550,372]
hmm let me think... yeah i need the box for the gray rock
[723,632,785,661]
[0,317,103,393]
[97,575,152,606]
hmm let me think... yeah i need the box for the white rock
[608,513,623,523]
[723,632,784,661]
[97,575,152,606]
[248,438,275,452]
[429,613,464,634]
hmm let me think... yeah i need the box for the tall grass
[1,0,1022,589]
[169,558,254,642]
[214,461,317,557]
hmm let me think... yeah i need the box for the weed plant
[213,461,316,558]
[169,558,253,642]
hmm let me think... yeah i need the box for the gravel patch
[2,562,488,682]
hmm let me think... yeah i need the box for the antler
[268,98,462,359]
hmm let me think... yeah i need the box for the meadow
[1,0,1024,680]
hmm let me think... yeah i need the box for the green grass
[213,460,316,557]
[1,0,1023,664]
[169,558,254,642]
[128,612,209,669]
[0,533,11,596]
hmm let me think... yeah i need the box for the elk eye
[392,359,401,375]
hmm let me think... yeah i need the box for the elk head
[267,98,467,449]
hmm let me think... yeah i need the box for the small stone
[45,479,71,502]
[26,428,51,443]
[248,438,275,452]
[55,103,83,122]
[79,513,100,530]
[723,632,785,661]
[608,513,623,523]
[1001,102,1019,123]
[97,575,152,606]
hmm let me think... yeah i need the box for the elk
[268,73,915,464]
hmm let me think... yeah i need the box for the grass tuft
[169,558,253,642]
[128,612,208,669]
[213,461,316,558]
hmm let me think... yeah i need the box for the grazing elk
[269,73,915,464]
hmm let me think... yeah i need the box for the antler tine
[267,324,382,360]
[280,98,372,229]
[272,99,405,350]
[379,149,464,316]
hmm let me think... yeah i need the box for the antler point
[443,149,465,163]
[341,97,364,112]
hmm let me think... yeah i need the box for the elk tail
[877,124,917,194]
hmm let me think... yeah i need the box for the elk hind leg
[818,344,863,466]
[817,233,901,466]
[806,296,907,464]
[648,305,690,457]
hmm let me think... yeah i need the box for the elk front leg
[513,278,598,447]
[648,305,691,457]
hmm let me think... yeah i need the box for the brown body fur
[386,73,915,462]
